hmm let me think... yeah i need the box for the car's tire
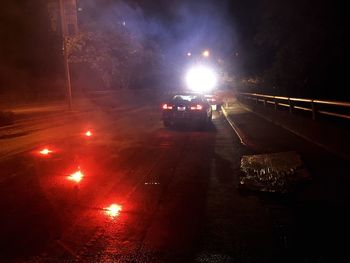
[163,120,171,127]
[198,114,210,130]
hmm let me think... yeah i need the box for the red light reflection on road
[104,204,122,218]
[67,170,84,183]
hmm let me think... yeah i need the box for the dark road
[0,92,349,262]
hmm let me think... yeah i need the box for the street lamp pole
[59,0,72,110]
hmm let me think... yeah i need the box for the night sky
[77,0,248,53]
[0,0,346,99]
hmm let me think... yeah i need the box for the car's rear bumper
[162,111,207,123]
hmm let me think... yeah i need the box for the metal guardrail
[239,92,350,120]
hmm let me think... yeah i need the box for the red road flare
[85,130,93,137]
[104,204,122,218]
[67,170,84,183]
[39,148,53,155]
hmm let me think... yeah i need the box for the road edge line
[221,106,247,146]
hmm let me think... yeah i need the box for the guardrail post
[311,100,316,120]
[288,98,293,114]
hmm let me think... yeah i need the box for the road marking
[221,106,248,146]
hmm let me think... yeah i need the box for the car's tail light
[190,104,203,110]
[162,104,173,110]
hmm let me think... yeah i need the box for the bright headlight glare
[185,66,217,93]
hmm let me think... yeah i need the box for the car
[162,93,212,128]
[204,94,222,111]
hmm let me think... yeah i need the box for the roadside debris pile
[240,151,311,193]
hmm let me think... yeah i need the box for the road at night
[0,92,349,262]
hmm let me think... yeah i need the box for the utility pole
[59,0,72,110]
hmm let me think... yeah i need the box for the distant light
[78,7,83,12]
[39,148,53,156]
[187,52,192,56]
[68,170,84,183]
[122,21,126,26]
[104,204,122,218]
[202,50,210,57]
[186,66,217,93]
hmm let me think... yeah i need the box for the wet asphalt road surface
[0,97,349,262]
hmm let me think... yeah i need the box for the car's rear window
[172,95,200,102]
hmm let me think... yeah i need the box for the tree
[0,0,61,98]
[255,0,345,99]
[66,22,164,90]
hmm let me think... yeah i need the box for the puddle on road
[240,151,311,193]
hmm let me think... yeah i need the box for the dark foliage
[0,0,63,100]
[255,0,346,100]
